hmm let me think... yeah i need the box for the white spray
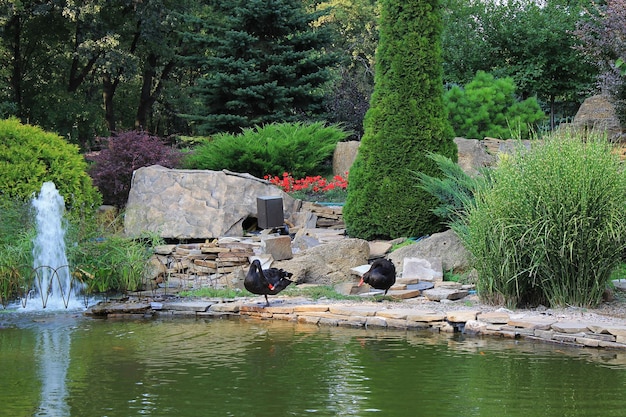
[30,182,83,309]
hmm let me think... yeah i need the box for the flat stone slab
[603,325,626,337]
[406,311,446,322]
[88,302,151,316]
[478,311,510,324]
[388,289,422,299]
[551,321,590,334]
[161,301,213,312]
[507,316,556,330]
[446,310,478,322]
[209,303,241,313]
[422,288,469,301]
[293,304,330,313]
[396,277,419,285]
[153,244,177,255]
[328,305,379,317]
[375,309,416,320]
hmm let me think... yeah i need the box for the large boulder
[569,94,623,141]
[124,165,300,239]
[454,137,496,176]
[388,229,470,274]
[332,141,360,176]
[272,238,369,285]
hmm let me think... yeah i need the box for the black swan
[245,259,294,306]
[358,258,396,295]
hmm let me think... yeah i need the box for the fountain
[28,182,84,310]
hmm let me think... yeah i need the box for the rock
[613,279,626,292]
[482,137,532,154]
[261,235,293,260]
[401,257,443,282]
[369,241,392,259]
[332,141,360,176]
[334,281,370,296]
[551,322,590,334]
[446,310,478,322]
[454,137,496,177]
[272,238,369,285]
[569,94,623,141]
[422,287,469,301]
[124,165,300,239]
[154,244,176,255]
[388,229,470,275]
[477,311,510,324]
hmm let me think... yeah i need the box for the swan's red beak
[358,277,364,287]
[268,284,275,290]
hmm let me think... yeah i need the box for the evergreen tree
[186,0,336,134]
[343,0,456,240]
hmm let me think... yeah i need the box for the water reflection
[1,314,626,417]
[35,325,71,416]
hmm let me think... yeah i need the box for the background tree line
[0,0,622,151]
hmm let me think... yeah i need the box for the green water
[1,311,625,417]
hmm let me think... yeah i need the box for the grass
[179,287,247,298]
[281,285,360,300]
[179,285,361,301]
[610,262,626,281]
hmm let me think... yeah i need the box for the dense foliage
[444,71,545,139]
[416,152,488,228]
[0,118,101,210]
[575,0,626,125]
[183,0,336,135]
[343,0,457,240]
[0,0,620,144]
[320,0,379,139]
[442,0,597,129]
[88,131,181,207]
[181,122,349,179]
[454,133,626,308]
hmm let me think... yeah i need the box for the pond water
[1,310,625,417]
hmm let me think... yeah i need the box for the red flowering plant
[264,172,348,203]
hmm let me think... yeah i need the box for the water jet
[27,182,85,310]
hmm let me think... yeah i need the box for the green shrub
[89,130,181,207]
[0,197,35,306]
[0,118,102,210]
[181,122,349,179]
[416,152,491,229]
[444,71,545,139]
[343,0,457,240]
[459,132,626,308]
[69,233,163,294]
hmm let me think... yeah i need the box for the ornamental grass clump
[460,132,626,308]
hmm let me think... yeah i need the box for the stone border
[86,297,626,351]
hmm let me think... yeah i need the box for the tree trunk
[103,73,116,132]
[135,53,175,131]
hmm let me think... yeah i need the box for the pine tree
[187,0,336,134]
[343,0,457,240]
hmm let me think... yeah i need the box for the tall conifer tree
[187,0,335,134]
[343,0,456,240]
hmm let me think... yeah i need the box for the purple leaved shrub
[88,131,181,207]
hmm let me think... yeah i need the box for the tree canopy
[0,0,620,147]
